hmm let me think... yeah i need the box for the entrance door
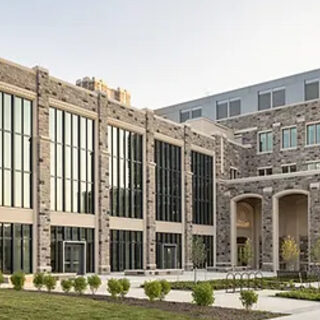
[64,243,85,275]
[163,245,176,269]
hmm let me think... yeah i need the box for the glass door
[162,244,177,269]
[64,242,85,274]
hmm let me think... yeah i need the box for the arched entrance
[231,195,262,269]
[272,190,309,271]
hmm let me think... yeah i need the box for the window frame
[305,121,320,147]
[179,107,202,123]
[216,98,241,120]
[304,79,319,101]
[258,87,286,111]
[257,130,273,154]
[257,166,273,176]
[281,125,297,150]
[281,163,297,174]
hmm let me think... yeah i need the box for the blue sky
[1,0,320,108]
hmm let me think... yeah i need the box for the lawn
[0,289,282,320]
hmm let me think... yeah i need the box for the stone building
[0,56,319,274]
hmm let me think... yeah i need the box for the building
[76,77,131,106]
[156,69,320,123]
[1,57,319,275]
[0,57,217,275]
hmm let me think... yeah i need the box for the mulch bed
[28,290,285,320]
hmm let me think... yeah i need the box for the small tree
[239,238,254,268]
[43,274,57,292]
[144,281,162,302]
[107,278,123,299]
[240,290,258,311]
[311,237,320,271]
[11,271,26,291]
[192,237,207,283]
[281,236,300,271]
[33,272,45,291]
[118,278,130,298]
[192,282,214,306]
[87,275,102,295]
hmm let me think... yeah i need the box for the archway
[231,195,262,269]
[273,190,309,271]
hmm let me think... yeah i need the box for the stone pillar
[97,93,110,274]
[145,110,156,270]
[309,183,320,271]
[34,66,51,272]
[261,187,274,271]
[183,125,193,270]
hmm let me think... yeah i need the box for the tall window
[0,223,32,274]
[155,140,181,222]
[258,131,272,153]
[108,126,143,219]
[0,93,32,208]
[110,230,143,271]
[258,88,285,110]
[50,108,94,213]
[51,226,94,273]
[191,151,213,225]
[282,127,297,149]
[306,123,320,145]
[305,80,319,101]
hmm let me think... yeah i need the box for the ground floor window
[193,235,214,267]
[0,223,32,274]
[156,232,182,269]
[51,226,94,274]
[110,230,143,272]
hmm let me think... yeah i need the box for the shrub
[240,290,258,310]
[159,280,171,301]
[33,272,45,291]
[87,275,102,295]
[11,271,26,291]
[73,277,87,295]
[107,278,123,298]
[0,271,4,287]
[144,281,162,302]
[119,278,130,298]
[192,282,214,306]
[61,279,73,293]
[43,274,57,292]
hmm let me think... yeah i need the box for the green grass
[0,290,193,320]
[276,288,320,301]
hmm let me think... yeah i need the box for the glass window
[282,164,297,174]
[273,88,285,107]
[282,127,297,149]
[179,110,190,123]
[4,94,12,131]
[258,131,272,153]
[14,98,22,134]
[305,80,319,101]
[216,101,228,119]
[191,108,202,119]
[258,91,271,110]
[229,99,241,117]
[306,123,320,145]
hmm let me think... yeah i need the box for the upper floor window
[108,125,143,219]
[305,80,319,101]
[50,108,94,214]
[155,140,181,222]
[230,167,239,179]
[258,88,285,111]
[179,107,202,123]
[306,122,320,145]
[306,161,320,171]
[282,127,297,149]
[216,99,241,120]
[258,167,272,176]
[0,92,32,209]
[258,131,272,153]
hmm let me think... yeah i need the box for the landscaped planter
[276,270,307,281]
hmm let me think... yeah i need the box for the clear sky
[1,0,320,109]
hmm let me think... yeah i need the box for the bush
[107,278,123,298]
[159,280,171,301]
[61,279,73,293]
[144,281,162,302]
[192,283,214,306]
[119,278,130,298]
[87,275,102,295]
[11,271,26,291]
[240,290,258,310]
[33,272,45,291]
[43,274,57,292]
[73,277,87,295]
[0,271,4,287]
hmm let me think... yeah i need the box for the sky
[1,0,320,109]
